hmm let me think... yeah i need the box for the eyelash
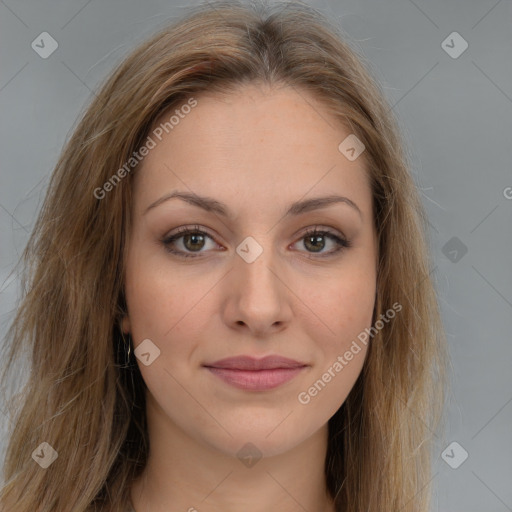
[161,225,352,259]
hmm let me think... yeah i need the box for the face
[122,83,378,459]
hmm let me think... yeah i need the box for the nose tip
[228,265,290,336]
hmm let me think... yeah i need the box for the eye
[161,225,352,259]
[290,227,352,258]
[162,225,220,258]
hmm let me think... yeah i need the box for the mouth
[202,355,309,391]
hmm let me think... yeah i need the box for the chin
[201,417,323,460]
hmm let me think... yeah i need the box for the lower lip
[205,367,306,391]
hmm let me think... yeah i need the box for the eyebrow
[144,191,363,220]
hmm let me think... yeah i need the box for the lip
[205,355,307,370]
[203,355,309,391]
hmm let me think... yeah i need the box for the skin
[122,82,378,512]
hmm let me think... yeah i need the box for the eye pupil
[304,235,325,252]
[184,233,205,251]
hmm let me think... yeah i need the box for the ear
[121,315,131,334]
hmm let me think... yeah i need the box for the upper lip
[204,355,308,370]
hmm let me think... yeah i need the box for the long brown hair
[0,1,448,510]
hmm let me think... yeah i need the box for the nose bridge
[235,235,281,300]
[228,234,288,328]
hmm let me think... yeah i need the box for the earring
[126,334,132,360]
[119,331,138,412]
[121,331,132,367]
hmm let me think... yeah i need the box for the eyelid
[294,224,348,241]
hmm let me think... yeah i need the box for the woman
[0,1,448,511]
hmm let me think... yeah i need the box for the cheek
[124,267,173,336]
[296,274,373,413]
[301,265,376,349]
[123,239,186,341]
[335,281,376,335]
[123,246,218,362]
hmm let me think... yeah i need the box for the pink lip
[203,355,308,391]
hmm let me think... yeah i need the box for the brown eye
[292,228,352,258]
[181,232,206,252]
[162,226,218,258]
[303,233,327,252]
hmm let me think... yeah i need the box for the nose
[222,244,292,337]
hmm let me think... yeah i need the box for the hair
[0,1,449,511]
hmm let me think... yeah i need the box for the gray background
[0,0,511,510]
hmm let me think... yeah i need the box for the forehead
[133,83,372,221]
